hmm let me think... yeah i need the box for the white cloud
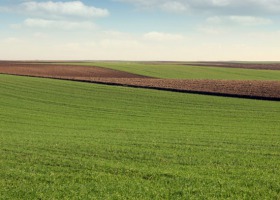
[2,1,107,31]
[197,26,227,35]
[102,30,132,38]
[100,39,141,48]
[143,31,184,41]
[206,15,272,26]
[229,16,272,26]
[115,0,160,8]
[33,32,48,38]
[0,6,9,12]
[160,2,188,13]
[116,0,280,14]
[212,0,230,6]
[0,1,109,19]
[23,18,96,30]
[206,16,223,24]
[2,37,24,44]
[20,1,109,18]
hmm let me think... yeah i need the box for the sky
[0,0,280,61]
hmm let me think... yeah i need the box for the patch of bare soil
[82,78,280,101]
[0,62,148,78]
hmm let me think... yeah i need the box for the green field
[1,74,280,199]
[63,62,280,80]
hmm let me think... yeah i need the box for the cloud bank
[3,1,109,31]
[20,1,109,18]
[116,0,280,14]
[206,16,272,26]
[144,32,184,41]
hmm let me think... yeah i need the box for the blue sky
[0,0,279,61]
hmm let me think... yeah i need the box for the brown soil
[0,62,279,101]
[86,78,280,101]
[0,62,148,78]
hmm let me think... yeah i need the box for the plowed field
[0,62,147,78]
[0,62,279,100]
[82,78,280,101]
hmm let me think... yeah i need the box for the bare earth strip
[0,62,147,78]
[78,78,280,101]
[0,62,279,101]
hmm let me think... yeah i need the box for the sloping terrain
[0,62,279,100]
[1,74,280,199]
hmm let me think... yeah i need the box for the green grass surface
[235,61,280,64]
[1,74,280,199]
[64,62,280,80]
